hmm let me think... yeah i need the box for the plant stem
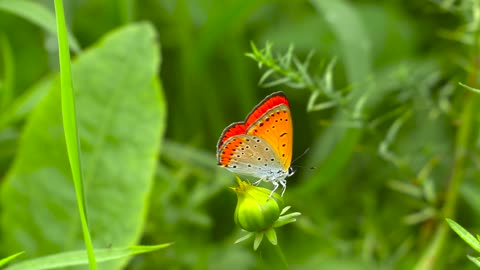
[0,33,14,112]
[259,241,290,270]
[413,89,478,270]
[273,242,290,269]
[415,5,480,267]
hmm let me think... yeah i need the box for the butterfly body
[216,91,294,195]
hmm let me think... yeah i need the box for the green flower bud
[232,178,283,232]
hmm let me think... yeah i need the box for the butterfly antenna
[290,148,316,173]
[291,147,310,165]
[293,165,317,170]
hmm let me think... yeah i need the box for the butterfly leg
[253,178,265,186]
[269,181,280,198]
[280,179,287,197]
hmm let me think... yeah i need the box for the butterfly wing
[244,93,292,170]
[245,103,292,171]
[216,122,245,151]
[217,134,284,179]
[216,91,293,177]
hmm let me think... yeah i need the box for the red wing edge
[216,91,289,151]
[245,91,289,127]
[216,122,246,151]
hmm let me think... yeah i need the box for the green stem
[53,0,97,269]
[415,5,480,267]
[414,92,478,270]
[259,241,290,270]
[0,33,14,112]
[273,242,290,269]
[118,0,134,24]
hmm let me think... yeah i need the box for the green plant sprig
[446,218,480,266]
[53,0,97,269]
[414,0,480,268]
[246,42,345,111]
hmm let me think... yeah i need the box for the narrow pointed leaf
[308,100,338,112]
[234,232,254,244]
[274,212,301,228]
[467,255,480,268]
[262,76,292,88]
[293,57,313,87]
[0,252,24,267]
[446,219,480,253]
[322,58,337,97]
[281,44,294,67]
[280,206,291,216]
[264,228,277,245]
[253,233,264,251]
[258,69,276,86]
[460,82,480,94]
[285,81,307,89]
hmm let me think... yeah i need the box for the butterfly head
[287,166,296,177]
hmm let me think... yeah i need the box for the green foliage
[0,252,23,268]
[54,0,96,268]
[447,219,480,253]
[0,33,14,112]
[0,0,80,52]
[1,22,166,269]
[2,0,480,269]
[3,245,170,270]
[446,219,480,267]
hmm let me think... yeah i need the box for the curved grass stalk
[53,0,97,269]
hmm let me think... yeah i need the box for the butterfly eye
[288,167,296,177]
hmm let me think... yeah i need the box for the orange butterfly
[217,91,294,196]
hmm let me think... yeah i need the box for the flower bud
[232,179,283,232]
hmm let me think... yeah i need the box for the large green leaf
[0,0,81,52]
[0,22,166,270]
[4,245,171,270]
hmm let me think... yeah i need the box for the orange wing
[245,103,292,170]
[216,91,293,169]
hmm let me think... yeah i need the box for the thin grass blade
[53,0,97,269]
[0,252,24,267]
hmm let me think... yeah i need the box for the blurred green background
[1,0,480,269]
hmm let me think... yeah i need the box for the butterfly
[216,91,294,196]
